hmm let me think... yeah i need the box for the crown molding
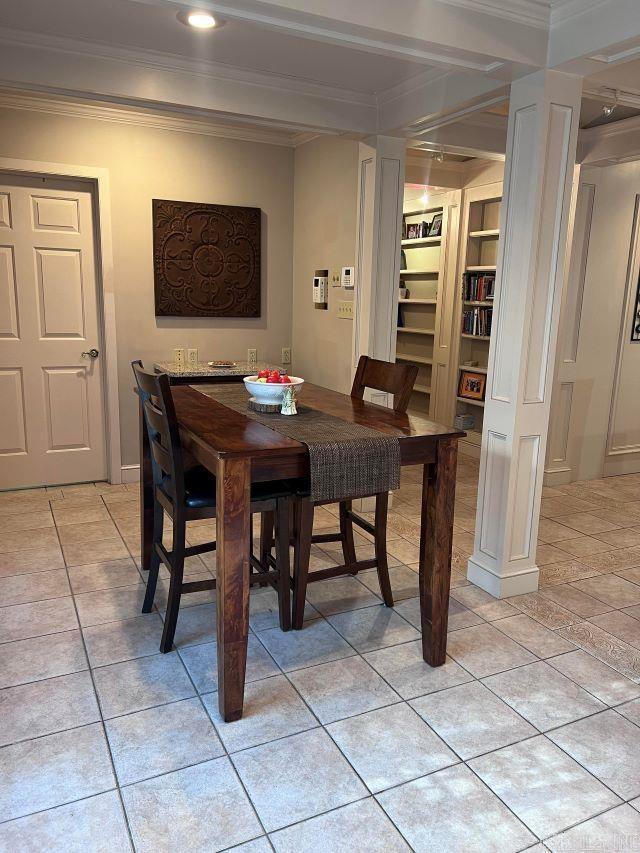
[550,0,608,25]
[0,89,303,147]
[580,112,640,142]
[435,0,550,29]
[0,26,376,109]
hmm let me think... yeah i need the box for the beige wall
[0,106,294,466]
[292,137,358,394]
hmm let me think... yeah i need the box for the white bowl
[243,375,304,404]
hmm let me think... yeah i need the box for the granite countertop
[154,360,278,378]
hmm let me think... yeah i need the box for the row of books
[463,273,495,302]
[462,306,493,337]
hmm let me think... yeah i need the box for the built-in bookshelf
[396,194,445,418]
[453,185,502,454]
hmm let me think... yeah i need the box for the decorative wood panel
[562,182,595,362]
[479,429,508,559]
[31,195,80,232]
[153,199,261,317]
[508,434,540,560]
[0,368,26,455]
[43,367,90,450]
[35,249,85,338]
[0,246,19,339]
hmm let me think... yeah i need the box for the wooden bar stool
[291,356,418,629]
[132,362,293,652]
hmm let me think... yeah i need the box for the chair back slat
[351,356,418,413]
[132,360,185,503]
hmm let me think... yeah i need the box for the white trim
[550,0,607,25]
[436,0,550,29]
[121,464,141,484]
[0,90,301,147]
[467,554,540,597]
[0,156,122,484]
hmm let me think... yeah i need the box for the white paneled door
[0,175,106,489]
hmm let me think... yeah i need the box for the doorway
[0,173,107,488]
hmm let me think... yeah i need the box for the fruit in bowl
[244,372,304,404]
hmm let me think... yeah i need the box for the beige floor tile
[203,674,317,753]
[0,597,78,643]
[0,545,65,578]
[232,729,367,833]
[0,723,115,822]
[537,517,578,543]
[558,622,640,681]
[548,649,640,705]
[328,702,457,793]
[170,601,217,647]
[579,546,640,573]
[538,560,601,588]
[179,636,279,694]
[493,613,576,658]
[256,618,354,673]
[63,538,130,567]
[539,583,613,617]
[0,497,53,517]
[555,513,622,535]
[288,656,399,724]
[81,612,161,669]
[469,736,620,838]
[549,710,640,799]
[0,568,70,606]
[0,670,100,747]
[596,528,640,548]
[446,623,536,678]
[452,585,519,621]
[557,536,617,558]
[328,605,420,653]
[68,558,141,593]
[270,798,410,853]
[0,527,59,555]
[93,651,195,718]
[396,595,484,633]
[74,584,148,627]
[483,661,605,731]
[303,575,381,616]
[541,496,600,518]
[358,563,419,601]
[377,764,535,853]
[0,629,87,689]
[365,641,472,700]
[1,510,54,532]
[122,757,262,852]
[52,503,110,526]
[620,566,640,586]
[412,680,536,759]
[57,519,120,545]
[572,575,640,608]
[589,610,640,650]
[0,791,131,853]
[547,804,640,853]
[106,696,224,785]
[508,592,580,629]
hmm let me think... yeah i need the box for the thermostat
[313,274,328,304]
[341,266,355,289]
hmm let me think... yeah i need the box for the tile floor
[3,462,640,850]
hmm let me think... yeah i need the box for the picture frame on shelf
[429,213,443,236]
[458,370,486,401]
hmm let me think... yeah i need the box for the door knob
[81,348,99,359]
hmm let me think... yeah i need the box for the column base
[467,555,540,599]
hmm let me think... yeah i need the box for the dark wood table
[140,382,463,721]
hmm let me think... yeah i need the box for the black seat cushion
[163,466,296,509]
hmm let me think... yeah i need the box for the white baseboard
[467,555,539,598]
[120,464,140,484]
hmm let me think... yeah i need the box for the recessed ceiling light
[177,10,220,29]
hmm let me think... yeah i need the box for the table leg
[139,394,154,573]
[216,456,251,722]
[419,437,457,666]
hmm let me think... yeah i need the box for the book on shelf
[462,306,493,337]
[463,272,495,302]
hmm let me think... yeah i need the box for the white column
[467,70,582,598]
[353,136,406,406]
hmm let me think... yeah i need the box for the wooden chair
[132,362,293,652]
[291,356,418,629]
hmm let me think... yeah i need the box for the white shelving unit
[452,182,502,457]
[396,195,445,418]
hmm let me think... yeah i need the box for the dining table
[139,380,464,722]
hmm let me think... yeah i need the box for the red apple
[257,369,270,379]
[279,374,291,383]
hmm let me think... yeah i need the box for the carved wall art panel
[153,199,261,317]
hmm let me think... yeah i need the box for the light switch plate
[338,301,354,319]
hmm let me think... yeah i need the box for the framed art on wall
[153,199,261,317]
